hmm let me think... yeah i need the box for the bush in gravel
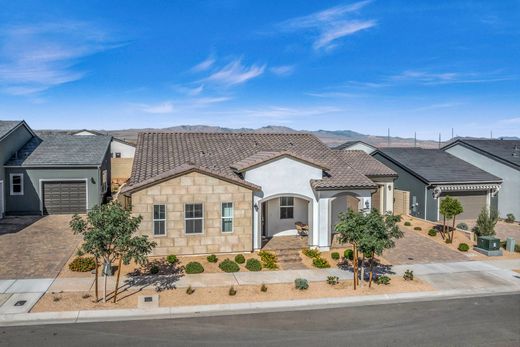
[428,229,437,237]
[404,221,412,226]
[458,243,470,252]
[456,223,468,230]
[258,251,278,269]
[228,286,237,296]
[302,248,321,258]
[331,252,340,260]
[245,258,262,271]
[186,285,195,295]
[260,283,268,292]
[294,278,309,290]
[234,254,245,264]
[149,264,160,275]
[166,254,178,264]
[69,257,96,272]
[312,257,331,268]
[326,276,339,285]
[376,275,391,285]
[505,213,516,223]
[344,249,354,261]
[403,270,414,281]
[207,254,218,263]
[445,238,452,244]
[414,226,422,231]
[219,259,240,273]
[185,262,204,274]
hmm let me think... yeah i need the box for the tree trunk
[113,256,123,304]
[360,253,365,287]
[451,216,456,242]
[442,215,446,239]
[103,260,109,303]
[94,257,99,302]
[353,244,357,290]
[369,251,375,288]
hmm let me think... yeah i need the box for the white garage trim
[38,178,89,215]
[432,183,501,198]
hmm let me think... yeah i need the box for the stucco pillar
[253,194,261,250]
[317,197,331,250]
[385,182,394,214]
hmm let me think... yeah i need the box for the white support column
[317,197,331,250]
[385,182,394,214]
[253,194,261,250]
[486,190,491,212]
[311,197,320,248]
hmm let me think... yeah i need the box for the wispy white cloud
[139,101,174,114]
[240,105,342,120]
[269,65,295,76]
[306,91,366,98]
[410,102,464,112]
[204,59,265,86]
[191,56,215,72]
[0,21,120,95]
[390,70,515,85]
[278,1,376,50]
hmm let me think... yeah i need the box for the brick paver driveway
[0,215,80,279]
[383,229,469,265]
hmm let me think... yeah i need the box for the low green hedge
[219,259,240,273]
[331,252,340,260]
[166,254,177,264]
[207,254,218,263]
[245,258,262,271]
[185,262,204,274]
[404,221,412,226]
[458,243,470,252]
[69,257,96,272]
[428,229,437,237]
[234,254,246,264]
[312,257,330,268]
[302,248,321,258]
[295,278,309,290]
[344,249,354,260]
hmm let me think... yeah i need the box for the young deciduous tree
[449,199,463,242]
[473,207,499,237]
[439,196,454,239]
[335,209,364,290]
[70,202,156,303]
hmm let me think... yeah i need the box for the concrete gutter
[1,286,519,327]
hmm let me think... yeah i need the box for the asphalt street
[1,294,519,347]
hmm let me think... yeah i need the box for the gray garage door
[440,191,487,220]
[42,181,87,214]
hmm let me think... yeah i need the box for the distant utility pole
[490,130,493,139]
[387,128,390,146]
[414,132,417,147]
[438,133,441,149]
[451,128,454,139]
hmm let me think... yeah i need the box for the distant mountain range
[36,125,517,148]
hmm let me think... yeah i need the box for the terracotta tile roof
[125,132,385,193]
[334,150,397,177]
[230,151,330,172]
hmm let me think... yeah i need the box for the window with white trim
[10,174,23,196]
[221,202,233,232]
[115,152,121,158]
[185,203,203,234]
[153,204,166,235]
[280,197,294,219]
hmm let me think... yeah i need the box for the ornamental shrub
[403,269,414,281]
[404,221,412,226]
[149,264,159,275]
[326,276,339,285]
[294,278,309,290]
[376,275,391,285]
[428,229,437,237]
[505,213,516,223]
[445,238,453,244]
[166,254,177,264]
[344,249,354,260]
[245,258,262,271]
[302,248,321,258]
[456,223,468,230]
[186,285,195,295]
[68,257,96,272]
[234,254,246,264]
[219,259,240,273]
[458,243,470,252]
[258,251,278,269]
[207,254,218,263]
[414,226,422,231]
[331,252,340,260]
[228,286,237,296]
[185,261,204,274]
[312,257,331,268]
[260,283,268,292]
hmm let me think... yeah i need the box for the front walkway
[261,236,308,250]
[0,215,81,279]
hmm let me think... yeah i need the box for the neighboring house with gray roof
[372,147,502,222]
[0,120,111,216]
[442,139,520,219]
[121,132,396,255]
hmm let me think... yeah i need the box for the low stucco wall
[131,171,253,256]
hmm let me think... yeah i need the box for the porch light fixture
[91,177,96,184]
[388,185,392,191]
[254,203,259,211]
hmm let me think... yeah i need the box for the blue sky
[0,0,519,139]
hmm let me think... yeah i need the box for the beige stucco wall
[131,171,253,256]
[111,158,133,181]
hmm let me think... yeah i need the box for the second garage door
[42,181,87,214]
[440,191,487,220]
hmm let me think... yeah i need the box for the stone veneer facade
[131,171,254,256]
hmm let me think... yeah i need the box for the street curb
[1,287,519,327]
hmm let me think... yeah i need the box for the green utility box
[477,236,501,251]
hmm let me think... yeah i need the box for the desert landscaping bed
[31,276,433,312]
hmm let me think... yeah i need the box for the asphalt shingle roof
[334,150,397,177]
[5,135,111,166]
[376,148,502,184]
[446,139,520,169]
[0,120,22,141]
[125,132,385,193]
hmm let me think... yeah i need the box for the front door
[261,201,268,237]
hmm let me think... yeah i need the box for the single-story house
[0,120,111,216]
[121,132,397,255]
[73,129,135,182]
[442,139,520,219]
[334,140,377,154]
[372,147,502,222]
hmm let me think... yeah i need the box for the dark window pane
[154,205,165,219]
[222,218,232,232]
[186,219,203,234]
[154,221,165,235]
[280,207,294,219]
